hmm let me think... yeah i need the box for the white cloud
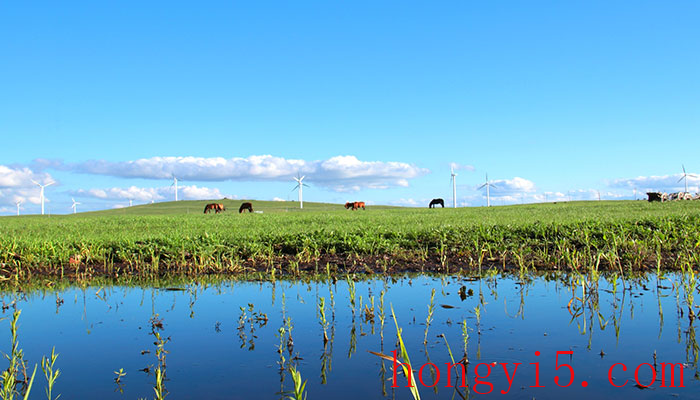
[179,185,226,200]
[0,165,54,188]
[479,177,537,194]
[0,165,59,207]
[609,173,700,193]
[75,185,227,202]
[67,155,428,192]
[449,162,475,172]
[387,198,425,207]
[272,197,285,202]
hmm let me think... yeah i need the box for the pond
[1,271,698,399]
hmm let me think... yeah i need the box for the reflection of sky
[0,275,697,399]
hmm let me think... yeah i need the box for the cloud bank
[76,185,228,201]
[610,173,700,192]
[66,155,428,192]
[0,164,56,206]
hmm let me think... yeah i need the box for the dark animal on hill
[429,198,444,208]
[239,202,253,213]
[204,203,225,214]
[647,192,668,202]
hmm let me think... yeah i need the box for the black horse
[429,198,445,208]
[239,202,253,213]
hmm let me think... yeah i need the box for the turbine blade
[683,164,686,174]
[46,181,55,186]
[30,179,40,186]
[678,176,685,183]
[478,183,486,189]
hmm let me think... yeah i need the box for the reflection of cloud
[75,185,227,201]
[66,155,428,192]
[610,174,700,192]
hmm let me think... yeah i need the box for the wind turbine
[450,165,457,208]
[678,165,698,193]
[128,198,133,207]
[31,179,54,215]
[71,198,81,214]
[15,200,21,216]
[477,173,497,207]
[171,175,179,201]
[292,173,308,209]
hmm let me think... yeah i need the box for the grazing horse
[239,202,253,213]
[204,203,225,214]
[429,198,444,208]
[345,201,366,210]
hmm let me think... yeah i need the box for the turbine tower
[292,173,308,209]
[171,175,179,201]
[678,165,698,193]
[31,179,54,215]
[477,173,497,207]
[450,165,457,208]
[71,198,81,214]
[15,200,21,216]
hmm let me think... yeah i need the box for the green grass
[1,199,699,279]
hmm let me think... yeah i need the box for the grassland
[1,199,699,280]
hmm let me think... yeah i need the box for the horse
[345,201,365,210]
[204,203,225,214]
[239,202,253,213]
[429,198,444,208]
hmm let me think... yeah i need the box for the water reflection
[0,270,698,399]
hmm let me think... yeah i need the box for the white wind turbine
[128,198,133,207]
[477,173,497,207]
[31,179,55,215]
[450,165,457,208]
[292,173,309,209]
[71,198,81,214]
[678,165,698,193]
[15,200,22,216]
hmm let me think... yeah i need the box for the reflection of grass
[1,310,38,400]
[423,289,436,345]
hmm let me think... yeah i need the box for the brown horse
[345,201,366,210]
[239,202,253,213]
[204,203,225,214]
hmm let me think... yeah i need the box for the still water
[1,272,698,399]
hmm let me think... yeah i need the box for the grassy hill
[82,199,399,216]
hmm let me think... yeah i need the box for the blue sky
[1,1,699,214]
